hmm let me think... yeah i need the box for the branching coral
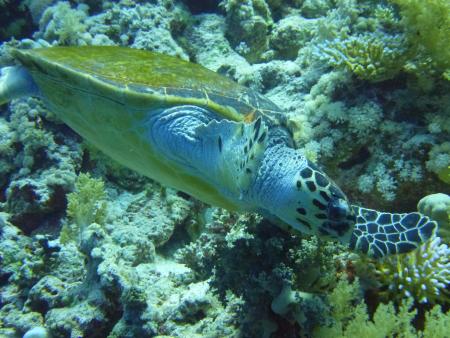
[66,173,107,228]
[315,0,450,82]
[318,32,408,82]
[314,278,450,338]
[37,1,88,45]
[391,0,450,78]
[314,278,417,337]
[61,173,107,244]
[374,234,449,304]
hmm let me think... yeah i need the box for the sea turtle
[0,46,437,258]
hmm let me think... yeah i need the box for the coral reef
[1,98,81,234]
[67,174,106,224]
[269,15,317,60]
[374,234,449,304]
[318,32,408,82]
[175,206,347,336]
[427,142,450,183]
[418,193,450,241]
[0,0,449,337]
[38,1,88,45]
[314,278,450,338]
[0,0,34,41]
[221,0,273,63]
[391,0,450,79]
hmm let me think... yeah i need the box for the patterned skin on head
[294,163,355,243]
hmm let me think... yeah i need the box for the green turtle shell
[13,46,283,124]
[12,46,287,210]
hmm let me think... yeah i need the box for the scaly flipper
[196,115,268,199]
[349,206,437,258]
[145,105,268,206]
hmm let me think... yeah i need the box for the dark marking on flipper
[362,210,378,221]
[387,233,400,243]
[419,222,435,239]
[383,225,396,233]
[401,213,420,229]
[253,117,261,140]
[377,213,391,225]
[358,236,369,254]
[218,136,222,152]
[350,206,437,258]
[367,223,378,234]
[405,229,420,242]
[396,242,418,254]
[258,131,266,143]
[371,244,384,259]
[375,233,387,241]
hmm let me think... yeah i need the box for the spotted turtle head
[293,161,356,242]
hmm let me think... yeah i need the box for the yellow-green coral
[438,166,450,184]
[422,305,450,337]
[319,1,450,81]
[314,278,450,338]
[319,33,408,82]
[374,234,449,304]
[67,173,107,227]
[391,0,450,78]
[60,173,107,244]
[426,142,450,183]
[40,1,87,45]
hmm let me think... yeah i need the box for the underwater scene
[0,0,449,337]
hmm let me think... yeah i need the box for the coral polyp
[375,234,450,304]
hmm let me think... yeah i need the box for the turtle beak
[321,196,356,239]
[327,197,353,221]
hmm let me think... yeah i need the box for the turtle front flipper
[349,206,437,258]
[144,105,268,209]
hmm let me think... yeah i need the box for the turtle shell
[13,46,284,124]
[12,46,289,211]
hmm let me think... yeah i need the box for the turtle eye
[327,198,350,222]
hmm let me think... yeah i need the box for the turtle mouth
[319,197,356,238]
[327,198,352,221]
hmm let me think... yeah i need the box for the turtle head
[291,161,356,242]
[254,147,356,243]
